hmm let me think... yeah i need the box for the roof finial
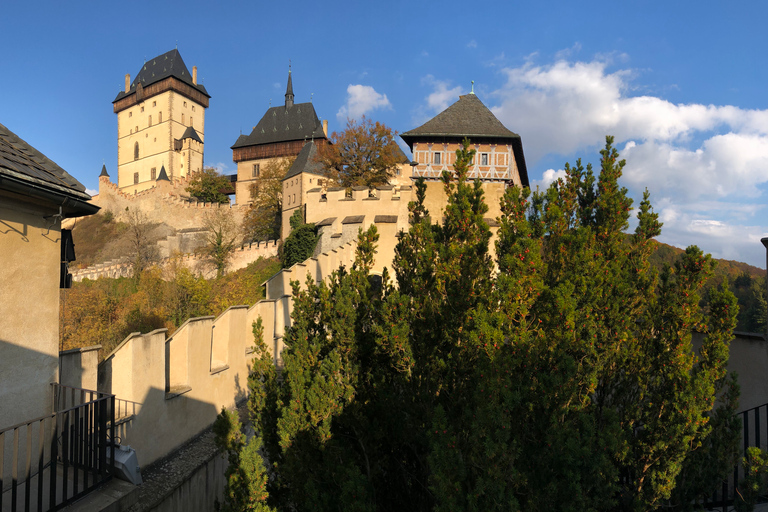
[470,81,475,94]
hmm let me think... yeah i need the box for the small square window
[433,152,441,165]
[140,106,144,112]
[183,101,187,107]
[252,164,260,178]
[481,153,488,166]
[192,106,196,112]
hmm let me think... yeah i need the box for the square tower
[113,49,210,193]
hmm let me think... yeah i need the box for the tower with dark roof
[231,69,328,205]
[401,93,528,188]
[113,49,210,193]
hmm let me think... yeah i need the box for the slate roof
[0,122,98,216]
[180,126,203,143]
[156,165,169,181]
[99,164,109,177]
[400,93,529,187]
[284,141,326,180]
[231,101,326,149]
[114,49,209,102]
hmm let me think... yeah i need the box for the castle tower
[231,69,328,206]
[113,49,210,194]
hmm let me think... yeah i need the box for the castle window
[153,101,156,107]
[433,152,441,165]
[129,111,132,118]
[151,167,156,180]
[159,111,162,123]
[481,153,488,166]
[252,164,260,178]
[141,106,144,112]
[192,106,195,112]
[135,125,138,132]
[134,172,139,184]
[148,115,152,127]
[183,101,187,107]
[134,142,139,160]
[182,114,185,124]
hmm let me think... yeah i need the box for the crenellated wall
[71,240,279,282]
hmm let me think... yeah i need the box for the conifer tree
[229,137,739,512]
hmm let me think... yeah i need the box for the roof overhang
[0,167,100,218]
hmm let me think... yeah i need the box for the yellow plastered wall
[0,202,61,429]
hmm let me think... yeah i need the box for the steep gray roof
[401,94,518,141]
[284,141,326,180]
[180,126,203,143]
[114,49,209,102]
[401,93,528,187]
[231,102,326,149]
[99,164,109,177]
[0,122,98,217]
[156,165,169,181]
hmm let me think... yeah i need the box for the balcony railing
[0,384,115,511]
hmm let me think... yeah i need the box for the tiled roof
[401,94,518,141]
[180,126,203,143]
[284,141,326,180]
[0,122,97,216]
[231,102,326,149]
[114,49,209,102]
[0,122,88,195]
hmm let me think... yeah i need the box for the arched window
[148,115,152,127]
[134,142,139,161]
[158,111,162,123]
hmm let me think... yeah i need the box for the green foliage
[186,167,231,204]
[735,447,768,512]
[235,137,739,511]
[281,210,318,268]
[213,408,274,512]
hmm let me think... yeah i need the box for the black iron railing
[0,384,115,511]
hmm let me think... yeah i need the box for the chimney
[125,74,130,93]
[192,66,198,85]
[323,120,328,137]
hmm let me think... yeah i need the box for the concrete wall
[142,451,227,512]
[0,201,61,430]
[59,345,100,392]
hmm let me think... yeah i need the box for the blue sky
[3,1,768,267]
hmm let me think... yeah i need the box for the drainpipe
[762,237,768,339]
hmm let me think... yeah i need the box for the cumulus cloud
[486,55,768,266]
[336,84,392,121]
[86,188,98,196]
[467,40,478,49]
[422,75,463,114]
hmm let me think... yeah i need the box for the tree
[126,207,156,279]
[242,157,294,242]
[186,167,231,204]
[229,138,739,511]
[315,116,403,188]
[204,207,240,278]
[280,209,318,268]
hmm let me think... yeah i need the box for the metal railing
[699,403,768,511]
[0,384,115,511]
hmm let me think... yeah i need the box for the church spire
[285,63,294,109]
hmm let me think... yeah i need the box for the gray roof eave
[0,167,99,218]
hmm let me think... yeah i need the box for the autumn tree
[228,138,739,511]
[186,167,231,204]
[204,207,240,278]
[315,116,403,188]
[126,207,156,280]
[242,157,294,242]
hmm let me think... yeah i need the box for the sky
[3,1,768,267]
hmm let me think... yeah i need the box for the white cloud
[422,75,463,114]
[336,84,392,121]
[86,188,98,196]
[210,162,231,175]
[534,168,567,190]
[486,54,768,266]
[467,40,477,49]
